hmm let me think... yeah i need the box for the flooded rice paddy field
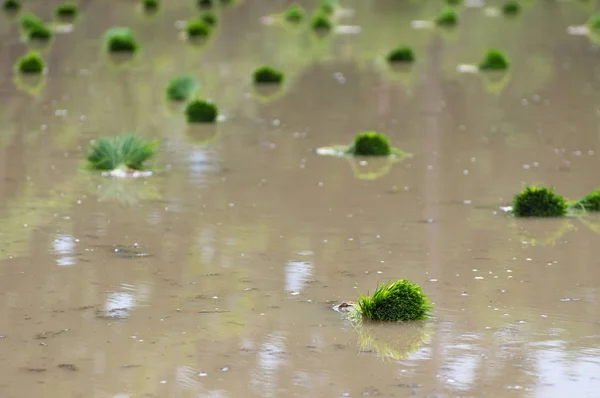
[1,0,600,397]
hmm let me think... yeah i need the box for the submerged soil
[1,0,600,397]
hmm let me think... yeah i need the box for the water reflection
[52,233,76,266]
[285,260,313,293]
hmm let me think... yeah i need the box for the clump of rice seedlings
[570,189,600,211]
[55,3,78,18]
[28,22,52,41]
[436,6,458,26]
[186,19,211,38]
[2,0,20,12]
[15,51,45,74]
[200,11,217,26]
[166,75,199,101]
[198,0,213,9]
[512,185,567,217]
[253,66,285,84]
[502,0,520,15]
[142,0,159,11]
[446,0,462,5]
[319,0,336,14]
[347,131,392,156]
[353,280,433,322]
[104,27,140,53]
[387,46,415,63]
[588,13,600,32]
[284,3,305,22]
[86,133,159,174]
[311,10,332,31]
[479,48,510,71]
[20,13,44,31]
[185,99,218,123]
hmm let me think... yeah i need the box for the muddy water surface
[1,1,600,397]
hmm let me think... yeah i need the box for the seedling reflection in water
[86,134,160,178]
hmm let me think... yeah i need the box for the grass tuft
[387,46,415,63]
[2,0,20,12]
[166,75,199,101]
[104,27,140,53]
[198,0,213,9]
[55,3,78,18]
[319,0,336,14]
[142,0,159,11]
[570,189,600,212]
[355,280,433,322]
[436,6,458,26]
[20,14,51,41]
[479,48,510,71]
[86,134,159,172]
[310,10,332,31]
[253,66,285,84]
[284,3,305,22]
[15,51,45,74]
[589,13,600,32]
[347,132,392,156]
[199,11,217,26]
[502,0,520,15]
[512,185,567,217]
[186,19,211,38]
[185,99,218,123]
[446,0,462,5]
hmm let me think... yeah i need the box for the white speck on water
[411,20,434,29]
[463,200,472,205]
[272,119,280,126]
[567,25,589,36]
[212,296,218,299]
[463,169,469,175]
[457,64,479,73]
[221,367,229,372]
[541,314,548,318]
[427,165,433,170]
[290,292,300,296]
[526,258,532,261]
[160,380,167,384]
[522,99,529,106]
[318,182,324,187]
[429,279,438,282]
[474,276,484,280]
[523,164,530,170]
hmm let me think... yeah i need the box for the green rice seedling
[253,66,284,84]
[436,6,458,26]
[284,4,304,22]
[502,0,520,15]
[347,131,392,156]
[20,13,44,31]
[570,189,600,211]
[2,0,20,12]
[512,185,567,217]
[166,75,198,101]
[386,46,415,63]
[86,134,159,172]
[354,280,433,322]
[185,99,218,123]
[310,10,332,31]
[200,11,217,26]
[319,0,336,14]
[104,27,140,53]
[198,0,213,9]
[589,13,600,32]
[15,51,45,74]
[446,0,462,5]
[55,3,78,18]
[142,0,159,11]
[186,19,211,38]
[28,22,52,41]
[479,48,510,71]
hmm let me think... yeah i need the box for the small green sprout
[387,46,415,63]
[589,13,600,32]
[347,132,392,156]
[502,0,520,15]
[15,51,45,74]
[570,189,600,212]
[185,99,218,123]
[104,27,140,53]
[186,19,211,38]
[200,11,217,26]
[512,185,567,217]
[436,6,458,26]
[253,66,285,84]
[166,75,199,101]
[354,280,433,322]
[479,49,510,71]
[284,4,305,22]
[142,0,159,11]
[311,10,332,31]
[55,3,78,18]
[2,0,20,12]
[86,134,159,172]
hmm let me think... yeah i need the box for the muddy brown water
[1,0,600,397]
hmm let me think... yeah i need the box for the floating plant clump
[387,46,415,63]
[20,13,44,31]
[253,66,285,84]
[200,11,217,26]
[104,27,140,53]
[142,0,159,11]
[319,0,337,14]
[284,4,305,22]
[55,3,78,18]
[351,280,434,322]
[512,185,567,217]
[86,134,159,178]
[436,6,458,26]
[570,189,600,212]
[588,13,600,32]
[2,0,20,12]
[185,99,218,123]
[186,19,211,38]
[502,0,520,15]
[479,49,510,71]
[166,75,199,101]
[15,51,45,74]
[198,0,213,9]
[311,10,332,31]
[317,131,408,158]
[20,14,52,41]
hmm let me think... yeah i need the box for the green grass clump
[104,27,139,53]
[185,99,218,123]
[570,190,600,211]
[166,75,198,101]
[142,0,159,11]
[186,19,211,38]
[20,13,44,31]
[198,0,213,8]
[589,14,600,32]
[512,185,567,217]
[55,3,78,18]
[502,0,520,15]
[355,280,433,322]
[253,66,284,84]
[284,4,305,22]
[446,0,462,5]
[436,6,458,26]
[87,134,159,172]
[28,23,52,41]
[200,12,217,26]
[387,46,415,63]
[311,10,332,31]
[347,132,392,156]
[15,51,45,74]
[479,49,510,71]
[3,0,20,12]
[319,0,336,14]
